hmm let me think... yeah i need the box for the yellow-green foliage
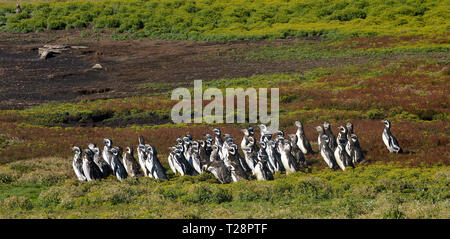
[0,0,448,40]
[0,157,448,218]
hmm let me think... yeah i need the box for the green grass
[0,157,448,218]
[0,0,449,40]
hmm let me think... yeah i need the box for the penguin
[88,144,112,178]
[288,134,307,169]
[203,134,213,156]
[315,125,325,151]
[145,145,167,180]
[240,128,251,152]
[259,124,273,143]
[277,139,299,174]
[337,126,348,145]
[16,3,22,14]
[295,121,313,154]
[190,141,203,174]
[242,146,258,175]
[345,122,360,155]
[167,147,179,174]
[202,160,232,184]
[212,128,224,159]
[348,134,364,164]
[224,144,248,182]
[334,138,353,171]
[209,145,221,162]
[319,135,338,170]
[197,140,210,166]
[82,149,102,181]
[382,120,403,153]
[137,136,149,176]
[110,147,128,181]
[323,121,337,151]
[122,147,141,177]
[173,144,198,176]
[102,138,114,166]
[264,140,281,173]
[254,152,274,181]
[182,136,193,166]
[71,146,86,181]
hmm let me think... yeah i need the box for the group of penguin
[71,119,402,184]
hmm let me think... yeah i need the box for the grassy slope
[0,157,448,219]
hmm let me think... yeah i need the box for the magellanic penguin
[122,147,142,177]
[190,141,203,174]
[224,144,248,182]
[295,121,313,154]
[16,3,22,14]
[145,145,168,180]
[240,128,251,153]
[277,139,299,174]
[82,149,102,181]
[254,150,274,181]
[209,145,221,162]
[288,134,307,169]
[137,136,149,176]
[242,146,258,175]
[264,140,281,173]
[88,144,112,178]
[102,138,114,167]
[315,126,325,152]
[382,120,403,153]
[173,144,198,176]
[348,134,364,164]
[110,147,128,181]
[71,146,86,181]
[202,160,232,184]
[167,147,179,174]
[334,138,354,171]
[319,135,338,170]
[197,140,210,166]
[323,121,337,151]
[212,128,224,159]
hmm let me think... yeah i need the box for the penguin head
[321,135,330,144]
[203,133,213,142]
[198,140,206,148]
[92,147,101,155]
[247,137,255,147]
[84,148,94,158]
[315,126,324,133]
[225,137,234,145]
[241,128,250,136]
[338,138,347,146]
[212,128,221,136]
[87,143,96,150]
[103,138,112,147]
[186,134,193,141]
[288,134,296,142]
[138,136,145,145]
[346,122,353,132]
[71,146,81,155]
[323,121,330,130]
[350,134,358,143]
[295,121,303,128]
[182,136,191,144]
[276,130,284,137]
[228,144,238,155]
[126,147,133,155]
[111,147,121,156]
[248,127,255,136]
[338,126,347,134]
[382,120,391,128]
[260,141,267,149]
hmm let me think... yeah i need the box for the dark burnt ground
[0,30,370,110]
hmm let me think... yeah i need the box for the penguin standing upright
[315,126,325,151]
[71,146,86,181]
[102,138,114,166]
[16,3,22,14]
[334,138,354,171]
[82,149,102,181]
[253,149,274,181]
[110,147,128,181]
[122,147,141,177]
[88,144,112,178]
[295,121,313,154]
[348,134,364,164]
[319,135,338,170]
[137,136,149,176]
[382,120,403,153]
[277,139,299,174]
[323,121,337,151]
[145,145,167,180]
[288,134,307,168]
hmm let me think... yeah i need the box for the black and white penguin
[202,160,232,184]
[277,139,299,174]
[88,144,112,178]
[174,144,198,176]
[337,126,348,145]
[254,149,274,181]
[71,146,86,181]
[137,136,149,176]
[82,149,102,181]
[264,140,282,173]
[294,121,313,154]
[122,147,141,177]
[242,146,258,175]
[102,138,114,166]
[212,128,224,157]
[182,136,193,166]
[348,134,364,164]
[145,145,167,180]
[382,120,403,153]
[16,3,22,14]
[288,134,307,169]
[323,121,337,151]
[224,144,248,182]
[190,141,203,174]
[197,140,210,165]
[209,145,221,162]
[319,135,338,170]
[167,147,179,174]
[315,126,325,151]
[203,134,213,156]
[241,128,251,152]
[334,138,354,171]
[110,147,128,181]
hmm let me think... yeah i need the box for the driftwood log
[38,45,88,60]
